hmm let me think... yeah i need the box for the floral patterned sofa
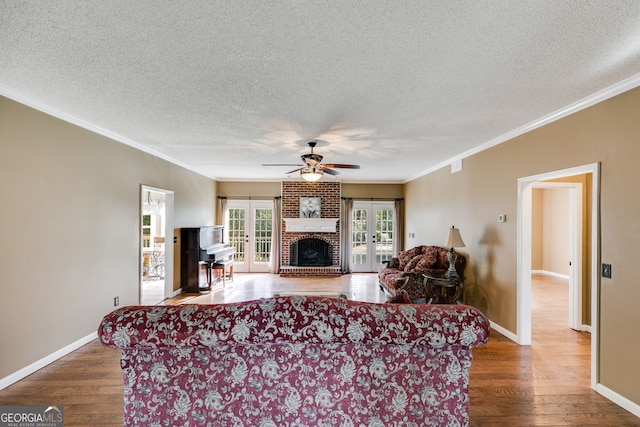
[378,245,467,302]
[99,296,489,426]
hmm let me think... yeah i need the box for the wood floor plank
[0,273,638,425]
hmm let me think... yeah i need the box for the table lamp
[446,226,465,278]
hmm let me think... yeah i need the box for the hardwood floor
[0,273,638,426]
[157,272,389,306]
[470,274,638,426]
[140,277,165,305]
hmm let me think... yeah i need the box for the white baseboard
[489,320,519,343]
[579,324,592,333]
[531,270,569,280]
[597,383,640,419]
[489,320,592,340]
[0,332,97,391]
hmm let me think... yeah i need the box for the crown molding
[0,85,211,179]
[406,72,640,183]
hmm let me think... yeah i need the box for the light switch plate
[498,214,506,223]
[602,263,612,278]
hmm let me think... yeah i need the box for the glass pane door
[351,202,394,272]
[351,208,368,269]
[252,207,272,269]
[375,207,394,265]
[227,206,246,268]
[226,200,273,273]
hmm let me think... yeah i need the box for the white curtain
[216,196,227,226]
[340,198,353,273]
[269,197,281,273]
[394,198,404,254]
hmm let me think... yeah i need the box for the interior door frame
[516,162,599,390]
[139,185,174,303]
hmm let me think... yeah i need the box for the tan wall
[531,189,543,270]
[217,181,281,198]
[217,181,404,200]
[0,96,216,380]
[342,183,404,199]
[541,187,570,275]
[404,86,640,405]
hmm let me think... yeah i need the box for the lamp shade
[446,226,465,248]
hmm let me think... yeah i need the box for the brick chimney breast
[280,181,341,276]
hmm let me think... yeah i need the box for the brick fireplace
[280,181,342,277]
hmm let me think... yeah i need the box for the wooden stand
[423,273,464,304]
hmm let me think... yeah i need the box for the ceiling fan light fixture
[300,167,323,182]
[263,140,360,180]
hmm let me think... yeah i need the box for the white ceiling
[2,2,640,183]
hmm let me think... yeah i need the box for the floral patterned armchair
[99,296,489,426]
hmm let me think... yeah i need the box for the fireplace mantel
[284,218,338,233]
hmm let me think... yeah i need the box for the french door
[226,200,273,273]
[351,201,395,272]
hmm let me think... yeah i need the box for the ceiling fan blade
[286,167,303,174]
[322,163,360,169]
[322,168,340,176]
[262,163,303,167]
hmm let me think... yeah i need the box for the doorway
[140,185,174,305]
[517,163,599,390]
[226,200,273,273]
[351,201,395,272]
[531,181,584,331]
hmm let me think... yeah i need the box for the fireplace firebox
[290,238,332,267]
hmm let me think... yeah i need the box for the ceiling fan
[263,141,360,181]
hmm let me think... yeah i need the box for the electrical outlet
[601,263,612,279]
[114,296,120,306]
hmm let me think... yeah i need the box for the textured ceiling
[2,1,640,183]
